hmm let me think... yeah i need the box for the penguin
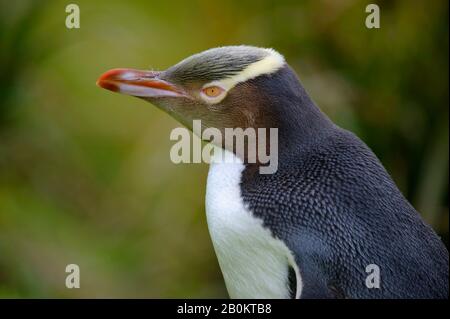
[97,46,449,299]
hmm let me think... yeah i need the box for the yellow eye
[202,86,223,98]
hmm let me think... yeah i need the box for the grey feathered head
[97,45,299,133]
[163,46,277,84]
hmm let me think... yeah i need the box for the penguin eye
[202,86,224,98]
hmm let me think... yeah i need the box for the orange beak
[96,68,185,98]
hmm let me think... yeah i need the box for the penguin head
[97,46,330,157]
[97,46,297,130]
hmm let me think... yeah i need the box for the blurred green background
[0,0,448,298]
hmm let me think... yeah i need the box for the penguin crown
[164,45,285,89]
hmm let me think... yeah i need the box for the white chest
[205,150,301,299]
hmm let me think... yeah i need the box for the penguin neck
[212,66,335,172]
[253,65,335,160]
[239,98,333,177]
[268,87,335,164]
[278,97,334,155]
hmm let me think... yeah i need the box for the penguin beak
[96,68,186,98]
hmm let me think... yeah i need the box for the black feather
[240,67,449,299]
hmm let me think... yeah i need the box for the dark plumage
[240,66,449,298]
